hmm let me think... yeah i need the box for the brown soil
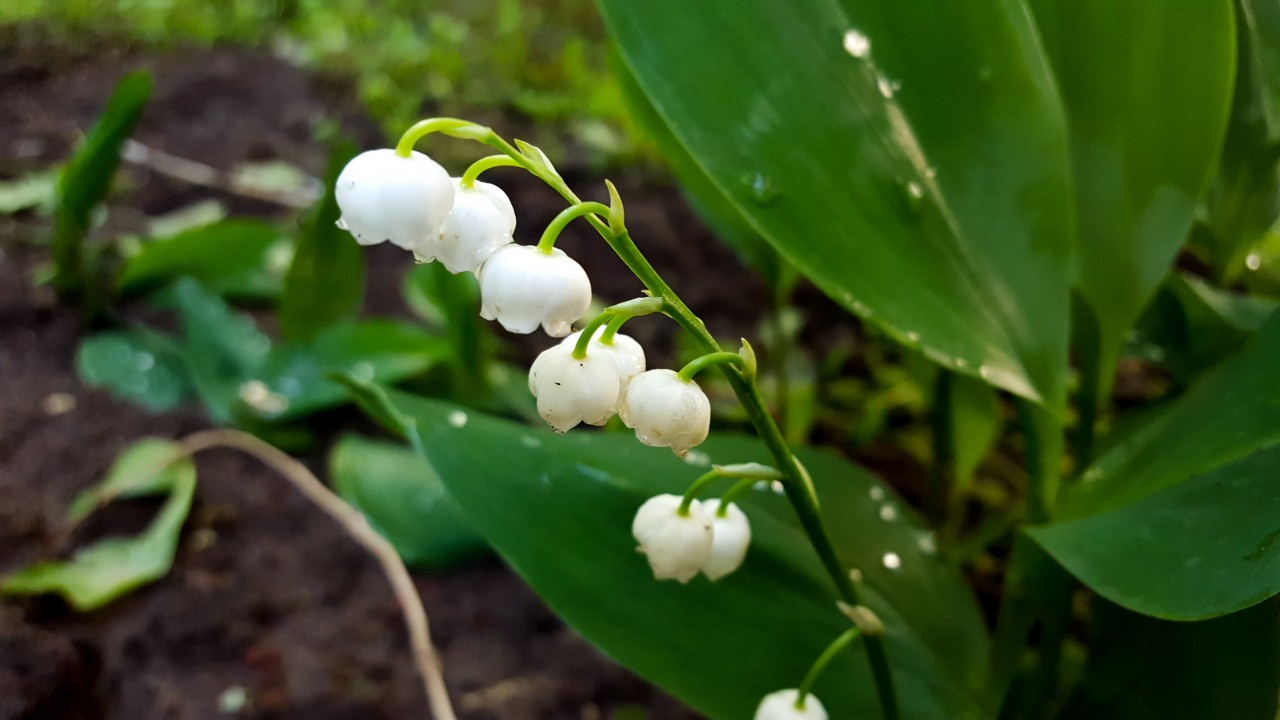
[0,38,789,720]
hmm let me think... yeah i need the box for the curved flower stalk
[335,117,902,720]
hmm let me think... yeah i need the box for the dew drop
[877,74,895,99]
[978,365,993,380]
[1247,253,1262,271]
[843,29,871,58]
[882,552,902,570]
[905,330,921,344]
[924,166,938,179]
[684,450,712,466]
[350,361,375,381]
[134,352,155,372]
[770,480,786,494]
[521,435,542,448]
[448,410,469,428]
[869,486,885,501]
[954,358,969,369]
[879,504,898,522]
[917,533,937,556]
[742,172,780,206]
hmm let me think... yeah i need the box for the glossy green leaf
[330,435,486,568]
[2,439,195,611]
[1059,312,1280,519]
[600,0,1074,409]
[949,372,1002,487]
[76,328,194,412]
[279,141,363,343]
[1033,446,1280,619]
[118,220,288,300]
[357,387,988,718]
[1027,0,1236,399]
[50,71,151,295]
[1059,599,1279,719]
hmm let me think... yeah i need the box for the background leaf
[599,0,1074,409]
[1058,599,1278,719]
[329,435,487,568]
[118,219,289,300]
[278,141,363,343]
[355,387,989,719]
[2,439,195,611]
[76,328,194,412]
[50,70,152,295]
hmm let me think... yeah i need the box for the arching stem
[797,627,863,708]
[461,154,524,187]
[538,201,612,253]
[678,352,746,382]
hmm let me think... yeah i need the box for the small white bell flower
[754,690,828,720]
[700,499,752,580]
[528,341,625,433]
[478,244,591,337]
[336,149,453,249]
[560,328,646,381]
[474,180,516,234]
[416,178,514,274]
[631,494,714,583]
[619,369,711,457]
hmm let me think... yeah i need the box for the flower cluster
[631,493,753,583]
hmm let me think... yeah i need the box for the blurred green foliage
[1,0,631,149]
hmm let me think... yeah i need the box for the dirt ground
[0,37,791,720]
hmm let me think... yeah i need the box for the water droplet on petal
[882,552,902,570]
[448,410,469,428]
[843,29,871,58]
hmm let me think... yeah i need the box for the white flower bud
[754,690,828,720]
[478,244,591,337]
[416,178,514,274]
[474,180,516,235]
[336,149,453,249]
[528,341,624,433]
[619,369,711,456]
[700,499,751,580]
[631,494,714,583]
[560,328,646,381]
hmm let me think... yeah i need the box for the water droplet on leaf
[882,552,902,570]
[843,29,871,58]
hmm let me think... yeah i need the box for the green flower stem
[572,297,666,359]
[601,314,628,343]
[677,352,746,382]
[461,155,524,187]
[537,201,612,253]
[395,118,491,157]
[798,627,863,708]
[462,126,901,720]
[718,477,760,516]
[678,463,781,515]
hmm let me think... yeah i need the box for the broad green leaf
[50,71,152,295]
[1026,0,1236,400]
[600,0,1074,409]
[76,328,194,412]
[1033,447,1280,619]
[1206,0,1280,281]
[330,435,486,568]
[2,439,195,611]
[1059,312,1280,519]
[360,387,988,718]
[1058,599,1278,719]
[610,48,789,293]
[118,220,288,300]
[278,141,363,343]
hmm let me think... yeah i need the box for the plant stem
[461,154,523,187]
[476,130,901,719]
[677,351,746,382]
[798,627,863,706]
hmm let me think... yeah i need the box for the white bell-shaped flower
[528,341,624,433]
[754,690,828,720]
[478,244,591,337]
[474,180,516,234]
[631,494,714,583]
[700,499,752,580]
[416,178,514,274]
[560,328,646,382]
[336,149,453,249]
[619,369,711,457]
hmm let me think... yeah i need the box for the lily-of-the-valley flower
[754,690,828,720]
[416,178,514,274]
[632,494,714,583]
[478,244,591,336]
[619,369,711,457]
[335,149,453,249]
[700,499,752,580]
[528,342,626,433]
